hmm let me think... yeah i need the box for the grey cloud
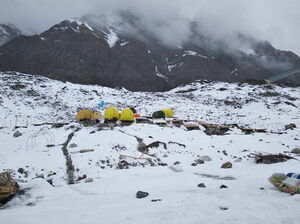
[0,0,299,55]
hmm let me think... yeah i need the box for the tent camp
[161,109,174,118]
[104,107,119,121]
[152,110,166,119]
[76,110,101,121]
[120,108,134,121]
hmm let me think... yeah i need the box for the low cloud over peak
[0,0,300,55]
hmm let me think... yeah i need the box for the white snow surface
[183,50,208,58]
[103,27,119,48]
[0,72,300,224]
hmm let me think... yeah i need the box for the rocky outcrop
[0,172,19,207]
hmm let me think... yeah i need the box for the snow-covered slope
[0,72,300,224]
[1,71,299,128]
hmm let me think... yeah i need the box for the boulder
[291,148,300,154]
[13,131,22,138]
[221,161,233,169]
[194,159,205,165]
[0,172,19,206]
[255,154,295,164]
[136,191,149,199]
[285,123,296,130]
[197,183,206,188]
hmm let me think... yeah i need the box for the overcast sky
[0,0,299,55]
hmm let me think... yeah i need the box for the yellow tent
[104,107,119,120]
[120,108,134,121]
[161,109,174,118]
[76,110,101,121]
[92,111,101,120]
[76,110,93,121]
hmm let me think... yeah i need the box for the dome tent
[104,107,119,121]
[152,110,165,119]
[76,110,101,121]
[120,108,134,121]
[161,109,174,118]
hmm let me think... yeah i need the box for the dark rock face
[0,20,299,91]
[0,24,21,46]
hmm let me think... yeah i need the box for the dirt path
[61,128,80,184]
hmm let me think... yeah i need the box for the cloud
[0,0,299,55]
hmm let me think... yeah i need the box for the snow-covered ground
[0,72,300,224]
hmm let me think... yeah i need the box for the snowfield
[0,72,300,224]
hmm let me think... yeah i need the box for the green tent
[152,110,165,119]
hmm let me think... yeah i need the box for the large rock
[221,161,233,169]
[0,172,19,206]
[291,148,300,154]
[285,123,297,130]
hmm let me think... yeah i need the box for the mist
[0,0,299,55]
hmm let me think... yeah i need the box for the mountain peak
[0,23,22,46]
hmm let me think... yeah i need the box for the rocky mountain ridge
[0,19,299,91]
[0,24,21,46]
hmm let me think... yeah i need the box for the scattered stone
[77,174,87,181]
[219,207,229,210]
[173,161,181,165]
[89,131,96,134]
[220,185,228,189]
[158,162,168,166]
[221,161,232,169]
[191,163,197,166]
[47,172,57,177]
[17,168,24,174]
[117,160,130,169]
[136,191,149,199]
[151,199,162,202]
[285,123,296,130]
[291,148,300,154]
[13,131,22,138]
[194,159,205,165]
[46,144,55,147]
[197,183,206,188]
[169,165,183,172]
[79,149,94,153]
[260,187,265,190]
[84,178,94,183]
[10,84,26,90]
[222,150,228,156]
[47,179,53,186]
[69,143,77,148]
